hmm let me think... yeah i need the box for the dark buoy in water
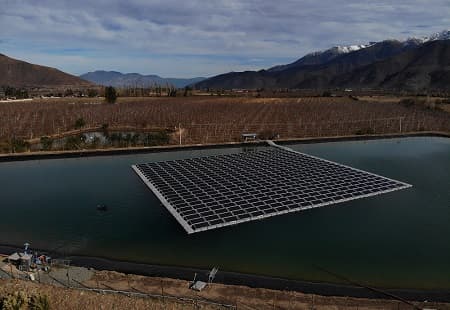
[96,204,108,212]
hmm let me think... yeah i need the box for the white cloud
[0,0,448,76]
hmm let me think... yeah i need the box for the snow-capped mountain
[405,29,450,44]
[268,43,376,72]
[268,30,449,73]
[311,30,450,57]
[333,44,374,53]
[268,44,372,72]
[197,29,450,91]
[307,43,375,57]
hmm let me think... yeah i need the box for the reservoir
[0,136,449,290]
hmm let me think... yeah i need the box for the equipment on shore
[208,267,218,283]
[24,242,30,254]
[6,242,52,273]
[189,273,207,291]
[189,267,219,291]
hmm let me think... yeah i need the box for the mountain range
[1,30,449,91]
[0,54,205,89]
[195,30,450,91]
[80,71,206,88]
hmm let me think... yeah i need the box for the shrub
[64,135,84,149]
[87,88,98,98]
[354,128,375,135]
[144,131,170,146]
[101,123,109,138]
[104,86,117,104]
[74,118,86,129]
[40,136,54,151]
[30,294,50,310]
[10,138,29,153]
[0,291,50,310]
[1,291,30,310]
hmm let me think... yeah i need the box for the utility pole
[179,123,182,145]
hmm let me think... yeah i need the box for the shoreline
[0,131,449,162]
[1,244,449,303]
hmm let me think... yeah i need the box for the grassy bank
[0,131,448,162]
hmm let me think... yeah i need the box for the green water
[0,137,449,290]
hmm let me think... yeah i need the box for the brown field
[0,96,449,152]
[440,104,450,113]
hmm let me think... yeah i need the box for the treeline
[0,85,196,99]
[0,85,101,99]
[63,88,99,97]
[117,85,193,97]
[58,85,185,98]
[0,86,29,99]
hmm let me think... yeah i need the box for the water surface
[0,137,449,290]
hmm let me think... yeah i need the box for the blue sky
[1,0,449,77]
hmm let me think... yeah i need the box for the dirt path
[83,270,449,310]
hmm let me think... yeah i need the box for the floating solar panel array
[132,142,411,234]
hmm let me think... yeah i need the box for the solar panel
[132,143,411,234]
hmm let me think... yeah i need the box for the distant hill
[80,71,206,88]
[195,30,450,91]
[0,53,92,88]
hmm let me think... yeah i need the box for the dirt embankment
[1,268,449,310]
